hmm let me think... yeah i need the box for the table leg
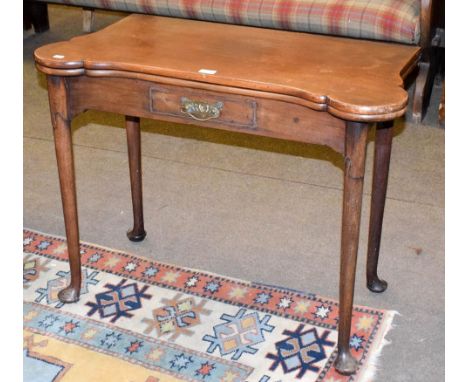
[125,116,147,242]
[335,121,369,375]
[367,121,393,293]
[47,76,81,303]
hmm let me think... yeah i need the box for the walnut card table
[34,14,420,375]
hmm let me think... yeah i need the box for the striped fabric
[45,0,421,44]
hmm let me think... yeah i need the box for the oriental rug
[23,229,395,382]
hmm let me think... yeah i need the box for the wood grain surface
[35,15,420,121]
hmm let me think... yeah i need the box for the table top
[35,14,420,121]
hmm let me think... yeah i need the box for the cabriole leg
[335,121,369,375]
[47,76,81,303]
[367,121,393,293]
[126,116,146,242]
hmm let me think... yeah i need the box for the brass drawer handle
[180,97,224,121]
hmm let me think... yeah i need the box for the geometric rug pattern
[23,229,395,382]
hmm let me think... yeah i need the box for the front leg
[335,121,369,375]
[47,76,81,303]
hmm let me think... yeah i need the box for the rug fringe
[357,310,400,382]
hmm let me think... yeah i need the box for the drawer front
[69,76,346,154]
[149,85,257,129]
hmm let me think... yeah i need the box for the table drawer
[150,85,257,130]
[69,76,346,154]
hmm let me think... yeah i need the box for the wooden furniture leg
[335,121,369,375]
[47,76,81,303]
[412,62,430,123]
[366,122,393,293]
[125,116,147,242]
[24,1,50,33]
[83,8,95,33]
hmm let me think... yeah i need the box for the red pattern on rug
[23,229,395,381]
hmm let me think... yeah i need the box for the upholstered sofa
[24,0,441,121]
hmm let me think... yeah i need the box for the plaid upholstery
[45,0,421,44]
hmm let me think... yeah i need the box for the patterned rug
[23,229,395,382]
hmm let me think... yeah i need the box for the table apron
[65,75,346,154]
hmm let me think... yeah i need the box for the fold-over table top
[35,15,420,121]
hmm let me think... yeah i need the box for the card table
[34,14,420,374]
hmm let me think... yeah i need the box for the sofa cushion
[48,0,421,44]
